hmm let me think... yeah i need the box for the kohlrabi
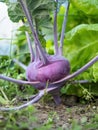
[0,0,98,111]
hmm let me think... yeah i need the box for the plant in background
[0,0,98,111]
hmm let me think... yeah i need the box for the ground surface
[0,95,98,130]
[34,97,98,130]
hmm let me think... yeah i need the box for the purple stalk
[0,74,39,85]
[59,1,70,55]
[53,95,61,105]
[50,88,61,105]
[25,32,35,62]
[52,56,98,84]
[54,0,59,55]
[70,80,91,84]
[0,92,43,111]
[23,94,37,101]
[35,44,40,61]
[34,19,40,61]
[1,55,97,86]
[19,0,48,64]
[0,87,58,111]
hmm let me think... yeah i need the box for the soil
[32,95,98,130]
[1,95,98,130]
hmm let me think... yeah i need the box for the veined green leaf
[71,0,98,15]
[63,24,98,80]
[7,0,54,24]
[8,3,24,22]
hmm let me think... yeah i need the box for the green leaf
[7,0,54,23]
[63,24,98,80]
[71,0,98,15]
[8,3,24,22]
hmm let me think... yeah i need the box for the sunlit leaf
[63,24,98,81]
[71,0,98,15]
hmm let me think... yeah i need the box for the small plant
[0,0,98,111]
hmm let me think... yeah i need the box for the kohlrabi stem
[59,1,70,55]
[25,32,35,62]
[19,0,48,64]
[34,19,40,61]
[13,59,27,70]
[23,94,37,101]
[35,45,40,61]
[70,80,91,84]
[0,74,39,85]
[0,87,58,111]
[54,0,59,55]
[0,91,44,111]
[52,56,98,84]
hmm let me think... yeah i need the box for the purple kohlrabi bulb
[26,55,70,90]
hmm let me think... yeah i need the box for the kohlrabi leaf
[70,0,98,15]
[7,0,54,24]
[8,2,24,22]
[63,24,98,81]
[57,3,98,33]
[27,0,54,13]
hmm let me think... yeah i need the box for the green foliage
[62,24,98,96]
[70,114,98,130]
[64,24,98,71]
[1,0,98,97]
[0,56,36,105]
[71,0,98,15]
[1,0,98,129]
[54,1,98,96]
[5,0,54,25]
[7,2,24,22]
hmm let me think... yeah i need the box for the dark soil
[32,96,98,129]
[1,95,98,130]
